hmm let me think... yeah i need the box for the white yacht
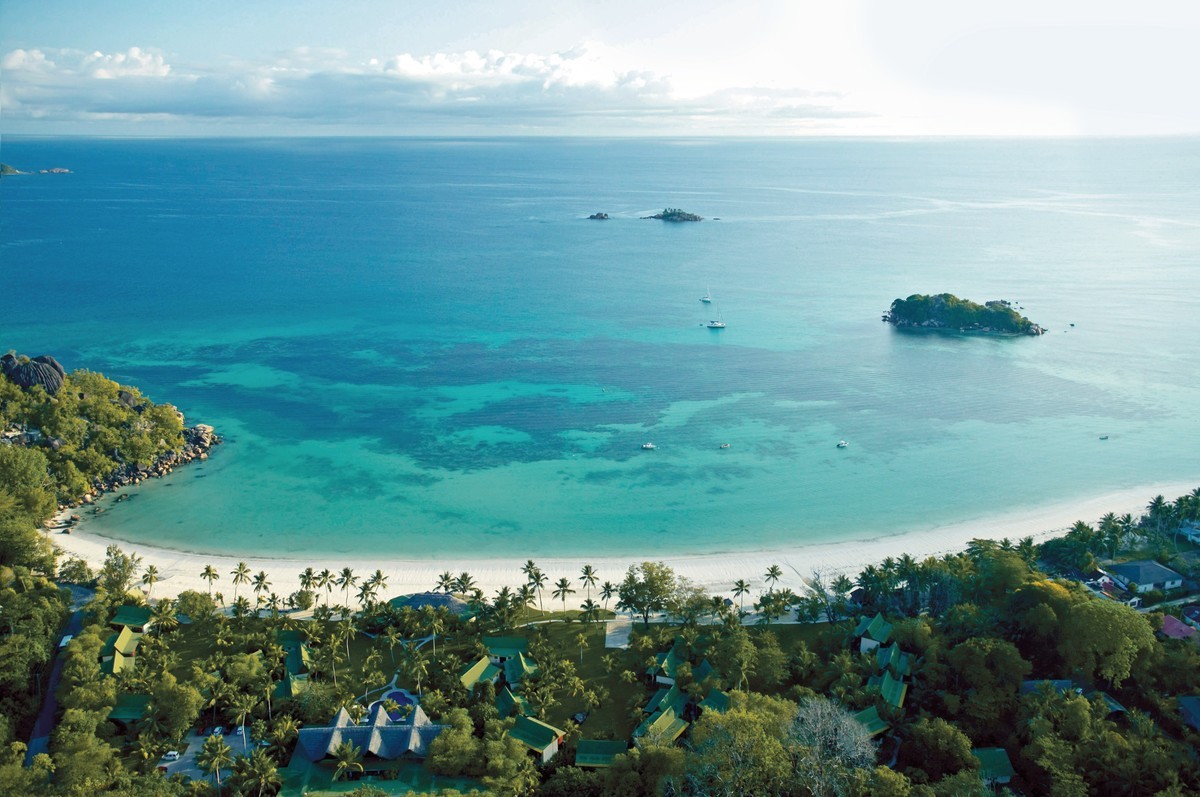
[641,442,656,450]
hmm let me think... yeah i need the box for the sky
[2,0,1198,137]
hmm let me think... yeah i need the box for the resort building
[107,693,151,733]
[459,656,501,692]
[100,624,143,675]
[295,702,445,763]
[852,705,890,737]
[496,686,533,718]
[575,740,629,769]
[1103,561,1184,594]
[508,715,565,763]
[853,613,893,653]
[110,604,153,633]
[388,592,472,618]
[972,748,1015,786]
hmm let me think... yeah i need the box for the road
[25,608,85,763]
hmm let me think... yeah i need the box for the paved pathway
[604,617,632,649]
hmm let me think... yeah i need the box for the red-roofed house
[1161,614,1197,641]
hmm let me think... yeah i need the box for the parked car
[162,751,180,762]
[210,727,225,736]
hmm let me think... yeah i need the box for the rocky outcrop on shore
[61,424,222,510]
[587,212,610,220]
[1,353,67,395]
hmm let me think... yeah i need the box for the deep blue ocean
[2,136,1198,558]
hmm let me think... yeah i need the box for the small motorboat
[836,440,849,448]
[641,442,656,450]
[1099,435,1109,440]
[720,443,730,449]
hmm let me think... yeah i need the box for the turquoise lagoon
[2,137,1198,559]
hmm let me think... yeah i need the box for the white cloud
[82,46,171,79]
[1,43,869,134]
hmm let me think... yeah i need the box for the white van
[58,634,73,649]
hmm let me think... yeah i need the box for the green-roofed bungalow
[852,705,890,737]
[496,686,533,718]
[275,671,309,699]
[459,656,501,691]
[108,693,151,730]
[693,659,716,685]
[109,626,142,657]
[509,716,565,763]
[575,740,629,768]
[504,652,539,685]
[854,613,893,652]
[101,650,134,675]
[878,667,902,705]
[644,684,684,716]
[972,747,1015,785]
[483,636,529,661]
[647,648,684,684]
[698,688,731,714]
[111,604,153,631]
[875,644,913,677]
[634,705,689,744]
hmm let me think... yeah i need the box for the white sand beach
[45,482,1197,610]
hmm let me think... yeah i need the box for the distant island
[0,163,71,176]
[587,212,610,220]
[643,207,702,222]
[883,293,1045,336]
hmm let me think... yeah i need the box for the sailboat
[700,287,712,304]
[706,307,725,329]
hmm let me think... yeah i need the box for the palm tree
[436,570,454,593]
[552,577,576,611]
[764,564,783,593]
[369,568,388,592]
[382,626,402,665]
[231,562,251,603]
[356,580,377,610]
[201,565,220,598]
[529,567,548,613]
[299,567,317,596]
[522,560,538,584]
[235,747,281,797]
[580,564,598,600]
[600,581,616,611]
[518,583,537,616]
[150,600,179,635]
[580,598,600,624]
[196,732,233,792]
[732,579,751,613]
[406,647,431,695]
[337,568,357,608]
[318,568,334,605]
[269,715,300,759]
[232,596,252,622]
[576,630,590,664]
[332,739,365,782]
[252,571,271,609]
[142,564,160,600]
[421,605,445,657]
[228,693,258,752]
[453,571,476,594]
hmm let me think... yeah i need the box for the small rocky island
[587,212,610,220]
[883,293,1045,336]
[643,207,703,222]
[0,163,72,176]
